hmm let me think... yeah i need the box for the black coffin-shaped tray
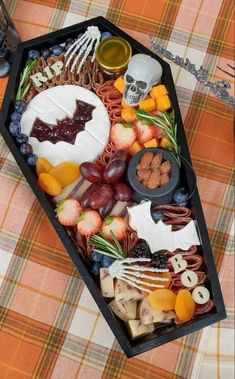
[0,16,226,357]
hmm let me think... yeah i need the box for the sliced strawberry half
[111,122,137,149]
[56,198,82,226]
[101,216,126,241]
[77,210,102,236]
[136,120,156,144]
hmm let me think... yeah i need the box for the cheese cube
[121,107,136,122]
[127,320,154,339]
[156,94,171,111]
[100,268,114,298]
[115,279,144,303]
[109,299,137,322]
[150,85,168,99]
[143,138,158,148]
[139,98,155,112]
[128,141,143,156]
[114,75,125,93]
[138,298,175,325]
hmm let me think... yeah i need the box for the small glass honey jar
[95,36,132,79]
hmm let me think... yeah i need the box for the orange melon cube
[156,94,171,111]
[114,75,125,94]
[128,141,143,156]
[139,98,155,112]
[150,85,168,99]
[160,137,174,151]
[121,107,136,122]
[143,138,158,148]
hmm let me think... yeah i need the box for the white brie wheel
[20,85,110,166]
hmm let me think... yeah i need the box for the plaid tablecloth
[0,1,234,378]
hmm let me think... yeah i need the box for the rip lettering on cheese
[30,61,64,87]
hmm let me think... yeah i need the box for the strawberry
[77,210,102,236]
[101,216,126,241]
[111,122,137,149]
[136,120,156,144]
[56,198,82,226]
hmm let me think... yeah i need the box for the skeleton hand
[108,257,169,293]
[65,26,101,74]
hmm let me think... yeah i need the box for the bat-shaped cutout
[128,201,200,252]
[30,99,95,145]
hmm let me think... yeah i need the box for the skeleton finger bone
[121,274,165,289]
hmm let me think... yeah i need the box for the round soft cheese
[21,85,110,165]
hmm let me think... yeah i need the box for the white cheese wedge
[21,85,110,165]
[128,201,200,252]
[100,268,114,298]
[127,320,154,340]
[109,299,137,322]
[115,279,144,303]
[138,298,175,326]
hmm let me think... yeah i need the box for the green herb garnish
[16,59,39,101]
[136,109,181,164]
[89,232,126,260]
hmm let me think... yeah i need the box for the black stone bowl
[127,147,180,204]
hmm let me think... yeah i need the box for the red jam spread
[30,100,95,144]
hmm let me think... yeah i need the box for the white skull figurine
[124,54,163,106]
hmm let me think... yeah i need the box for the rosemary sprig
[89,232,126,260]
[16,59,39,101]
[136,109,181,164]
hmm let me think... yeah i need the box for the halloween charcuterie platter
[0,17,226,357]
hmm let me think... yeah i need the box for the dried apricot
[141,272,172,296]
[49,162,80,188]
[36,157,53,176]
[38,173,62,196]
[148,288,176,310]
[175,289,195,322]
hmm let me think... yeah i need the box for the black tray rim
[0,16,226,358]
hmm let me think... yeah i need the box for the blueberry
[0,59,10,77]
[27,154,38,167]
[101,256,115,268]
[10,111,21,122]
[41,48,51,59]
[15,100,27,114]
[16,133,28,144]
[91,251,103,263]
[151,210,163,222]
[51,45,63,56]
[64,38,74,51]
[101,31,112,41]
[91,262,101,276]
[28,50,40,60]
[20,143,33,157]
[9,121,20,136]
[173,187,189,206]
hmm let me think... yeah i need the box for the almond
[160,173,170,186]
[151,153,162,169]
[160,160,171,174]
[147,170,161,189]
[139,152,154,169]
[137,169,151,182]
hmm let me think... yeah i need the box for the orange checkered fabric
[0,1,234,378]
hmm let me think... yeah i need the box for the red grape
[103,159,126,184]
[109,150,131,164]
[99,197,116,219]
[81,183,101,208]
[113,182,133,201]
[89,184,114,209]
[80,162,104,183]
